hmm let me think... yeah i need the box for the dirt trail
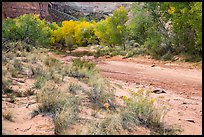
[95,56,202,135]
[97,56,202,97]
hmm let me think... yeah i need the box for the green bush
[2,14,51,47]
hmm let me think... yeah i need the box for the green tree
[95,6,128,49]
[2,14,51,47]
[128,2,202,61]
[158,2,202,60]
[128,2,173,59]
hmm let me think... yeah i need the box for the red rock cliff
[2,2,49,19]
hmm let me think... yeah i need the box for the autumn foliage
[2,3,202,61]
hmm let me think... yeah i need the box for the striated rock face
[2,2,49,19]
[2,2,132,22]
[48,2,132,22]
[50,2,132,14]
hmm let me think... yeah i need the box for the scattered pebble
[186,119,195,123]
[192,108,196,111]
[152,89,166,94]
[25,103,30,108]
[15,128,19,130]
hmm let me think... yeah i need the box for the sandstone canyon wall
[2,2,49,19]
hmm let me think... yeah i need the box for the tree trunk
[123,43,126,51]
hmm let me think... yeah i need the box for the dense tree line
[2,2,202,61]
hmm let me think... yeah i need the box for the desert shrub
[69,51,96,57]
[86,74,115,110]
[94,46,122,57]
[24,88,35,96]
[33,75,48,89]
[53,96,81,134]
[44,56,61,67]
[68,58,97,80]
[8,94,15,103]
[120,88,178,134]
[71,58,96,71]
[68,58,115,110]
[36,83,68,113]
[2,41,34,55]
[94,47,111,57]
[2,70,12,94]
[94,45,142,58]
[2,14,51,47]
[122,89,164,127]
[90,113,123,135]
[35,81,81,134]
[3,111,13,122]
[88,88,179,135]
[68,83,83,95]
[7,59,24,78]
[2,83,13,94]
[87,84,108,109]
[33,68,62,88]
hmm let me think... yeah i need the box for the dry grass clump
[86,88,181,135]
[67,58,96,79]
[34,80,81,134]
[120,88,181,135]
[3,110,14,122]
[89,113,123,135]
[68,82,83,95]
